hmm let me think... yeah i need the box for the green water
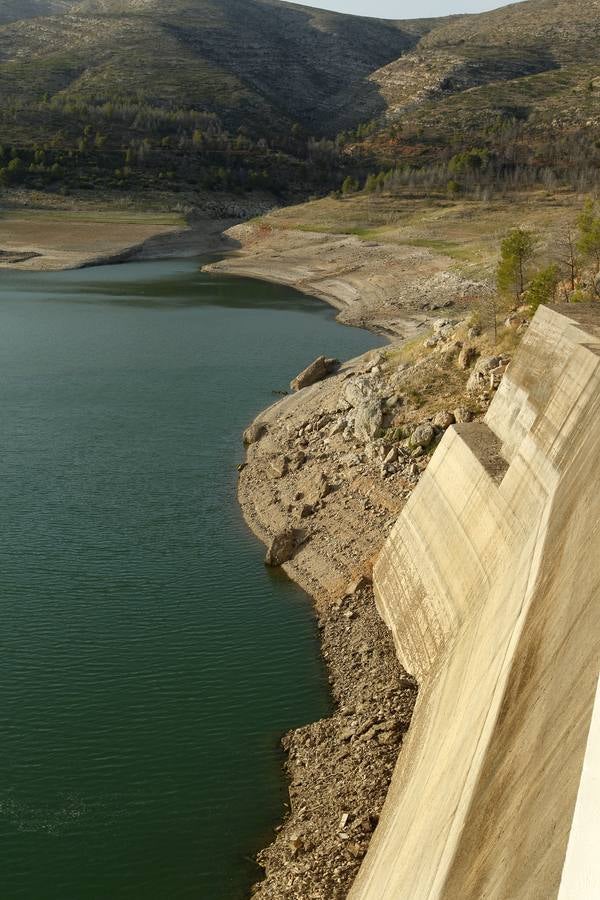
[0,260,382,900]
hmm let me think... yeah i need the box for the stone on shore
[409,423,435,450]
[454,405,474,423]
[466,355,502,392]
[243,421,267,446]
[354,401,384,441]
[458,346,479,370]
[291,356,339,391]
[265,529,296,566]
[433,410,456,430]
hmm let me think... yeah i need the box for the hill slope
[0,0,436,197]
[1,0,599,200]
[356,0,600,193]
[0,0,426,135]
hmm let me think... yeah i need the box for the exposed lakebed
[0,259,382,900]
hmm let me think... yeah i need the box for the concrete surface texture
[350,304,600,899]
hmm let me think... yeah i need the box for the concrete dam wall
[350,305,600,899]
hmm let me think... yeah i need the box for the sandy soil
[0,213,237,271]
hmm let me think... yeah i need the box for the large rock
[302,471,332,507]
[454,406,474,423]
[243,421,267,445]
[269,455,289,478]
[458,346,479,370]
[433,410,456,430]
[343,374,380,409]
[354,401,384,441]
[410,423,435,450]
[466,355,502,393]
[291,356,338,391]
[265,530,296,566]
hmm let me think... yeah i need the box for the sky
[287,0,522,18]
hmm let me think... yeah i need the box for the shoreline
[0,215,239,272]
[235,339,483,897]
[202,218,489,344]
[223,212,504,897]
[238,352,419,899]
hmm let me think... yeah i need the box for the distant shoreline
[0,214,238,272]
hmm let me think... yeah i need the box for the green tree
[341,175,359,195]
[524,265,559,311]
[448,148,490,176]
[577,198,600,272]
[497,228,537,300]
[6,157,23,183]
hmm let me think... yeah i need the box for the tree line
[497,200,600,314]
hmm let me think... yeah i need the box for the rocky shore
[238,308,517,896]
[204,218,490,342]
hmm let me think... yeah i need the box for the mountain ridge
[1,0,599,198]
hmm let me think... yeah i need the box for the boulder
[454,406,474,423]
[269,455,289,478]
[433,410,456,430]
[290,356,338,391]
[354,400,384,441]
[265,530,296,566]
[302,471,332,507]
[243,421,266,445]
[383,447,398,465]
[458,346,479,370]
[466,356,502,392]
[410,423,435,449]
[343,374,380,409]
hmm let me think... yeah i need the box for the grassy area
[268,189,584,275]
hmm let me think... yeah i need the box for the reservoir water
[0,260,382,900]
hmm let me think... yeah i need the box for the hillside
[0,0,433,197]
[0,0,426,135]
[357,0,600,193]
[1,0,599,201]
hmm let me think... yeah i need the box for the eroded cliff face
[351,304,600,900]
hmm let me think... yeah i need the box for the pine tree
[497,228,536,300]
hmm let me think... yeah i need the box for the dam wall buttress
[350,305,600,900]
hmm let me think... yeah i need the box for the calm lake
[0,259,382,900]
